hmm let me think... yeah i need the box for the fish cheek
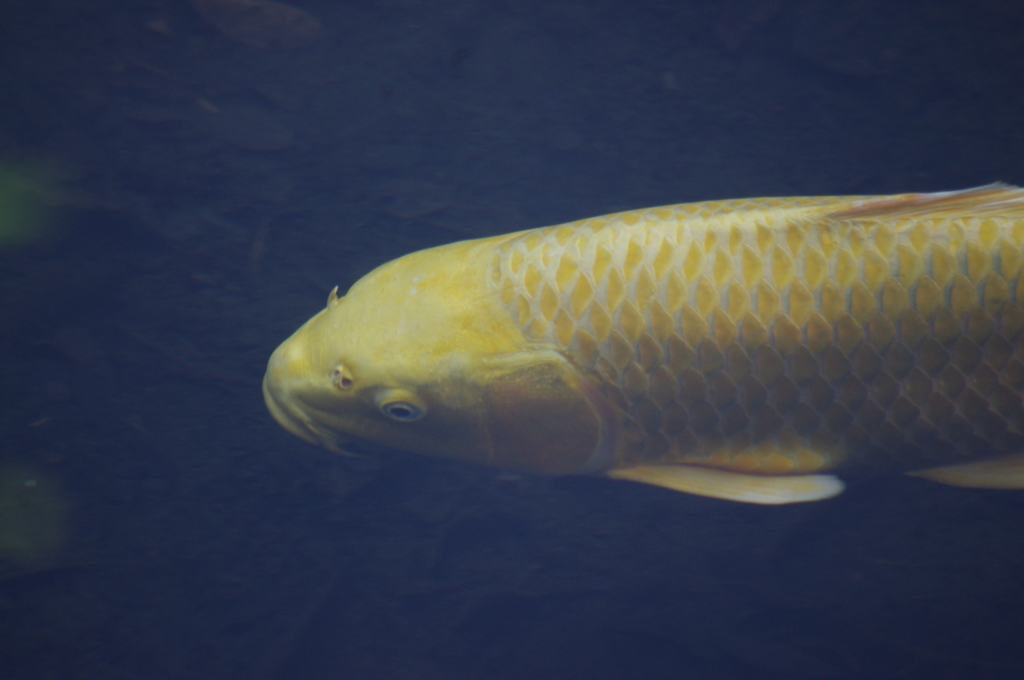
[483,361,602,476]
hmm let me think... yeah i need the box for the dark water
[2,1,1024,678]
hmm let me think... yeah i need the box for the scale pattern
[489,192,1024,474]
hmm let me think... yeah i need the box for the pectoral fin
[607,465,845,504]
[907,454,1024,489]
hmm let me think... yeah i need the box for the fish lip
[263,330,330,447]
[262,369,355,454]
[262,372,321,446]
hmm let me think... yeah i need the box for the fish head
[263,239,616,475]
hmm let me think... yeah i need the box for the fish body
[264,185,1024,503]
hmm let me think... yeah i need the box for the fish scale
[489,189,1024,476]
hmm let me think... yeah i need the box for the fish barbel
[264,184,1024,503]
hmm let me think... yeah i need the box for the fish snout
[263,338,323,446]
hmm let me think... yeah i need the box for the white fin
[829,183,1024,220]
[607,465,845,504]
[907,454,1024,489]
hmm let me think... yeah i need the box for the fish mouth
[262,374,354,453]
[263,339,338,449]
[262,371,321,446]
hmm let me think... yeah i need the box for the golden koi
[264,184,1024,503]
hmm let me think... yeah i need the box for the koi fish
[264,184,1024,503]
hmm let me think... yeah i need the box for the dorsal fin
[829,183,1024,220]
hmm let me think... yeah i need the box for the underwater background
[2,1,1024,678]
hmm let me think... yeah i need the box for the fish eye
[380,401,423,422]
[374,388,426,422]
